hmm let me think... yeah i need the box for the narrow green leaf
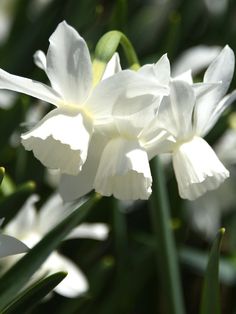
[0,167,5,186]
[2,272,67,314]
[200,228,225,314]
[149,157,185,314]
[0,194,98,310]
[180,246,236,285]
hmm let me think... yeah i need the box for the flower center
[59,102,94,121]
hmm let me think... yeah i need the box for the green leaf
[0,193,98,311]
[200,228,225,314]
[180,246,236,285]
[149,157,185,314]
[2,272,67,314]
[0,167,5,186]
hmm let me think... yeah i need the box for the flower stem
[149,157,185,314]
[93,30,139,85]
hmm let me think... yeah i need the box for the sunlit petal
[173,136,229,200]
[59,132,106,201]
[94,138,152,200]
[0,69,61,106]
[21,108,93,175]
[46,21,92,104]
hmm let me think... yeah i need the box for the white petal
[21,108,93,175]
[215,129,236,165]
[199,45,235,108]
[66,223,109,240]
[173,70,193,84]
[101,53,121,80]
[87,70,168,121]
[156,80,195,139]
[0,234,28,258]
[186,192,222,239]
[138,54,171,86]
[94,138,152,200]
[5,195,39,238]
[204,45,234,87]
[173,136,229,200]
[46,21,92,104]
[113,99,157,138]
[33,50,47,71]
[38,193,67,234]
[45,252,88,298]
[141,126,176,159]
[0,69,61,106]
[172,45,221,76]
[193,82,226,135]
[59,132,107,201]
[198,90,236,136]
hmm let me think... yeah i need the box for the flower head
[0,22,126,175]
[141,46,236,200]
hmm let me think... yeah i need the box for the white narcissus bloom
[141,46,236,200]
[2,194,109,298]
[59,54,172,201]
[186,129,236,239]
[0,21,138,176]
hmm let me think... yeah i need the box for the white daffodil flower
[0,21,135,176]
[141,46,236,200]
[0,218,29,258]
[2,194,109,298]
[60,93,161,201]
[59,54,172,202]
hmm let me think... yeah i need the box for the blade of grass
[2,272,67,314]
[200,228,225,314]
[149,157,185,314]
[0,167,5,186]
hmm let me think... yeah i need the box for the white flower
[59,54,172,201]
[60,111,155,201]
[0,21,129,175]
[2,194,109,298]
[141,46,236,200]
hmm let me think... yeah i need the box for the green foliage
[2,272,67,314]
[200,229,225,314]
[0,1,236,313]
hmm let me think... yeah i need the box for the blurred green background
[1,0,236,313]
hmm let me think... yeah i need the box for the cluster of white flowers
[0,21,235,201]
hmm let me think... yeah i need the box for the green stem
[149,157,185,314]
[112,198,128,271]
[93,30,139,85]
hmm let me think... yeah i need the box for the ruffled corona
[94,138,152,200]
[21,108,93,175]
[172,136,229,200]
